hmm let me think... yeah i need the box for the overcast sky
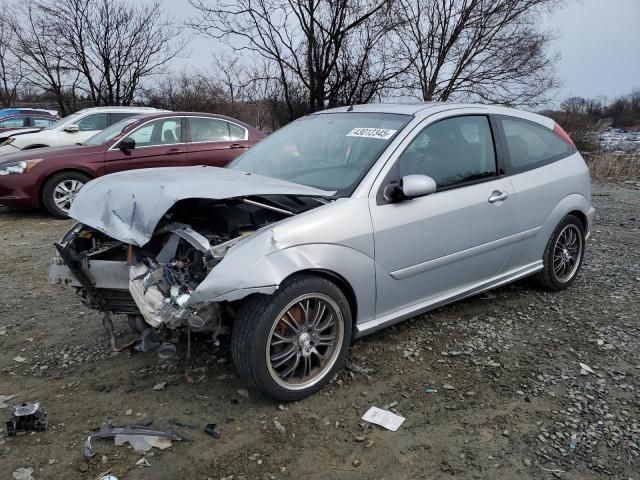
[165,0,640,106]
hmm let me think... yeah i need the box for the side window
[32,117,56,127]
[76,113,109,131]
[188,117,230,142]
[229,122,247,140]
[109,112,136,125]
[397,116,497,189]
[0,117,26,128]
[121,118,181,147]
[500,117,573,173]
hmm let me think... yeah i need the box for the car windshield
[228,112,412,195]
[44,110,88,130]
[82,117,141,146]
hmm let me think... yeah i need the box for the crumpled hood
[69,166,334,246]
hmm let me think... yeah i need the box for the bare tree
[395,0,560,107]
[0,3,24,106]
[11,1,80,114]
[189,0,404,118]
[31,0,185,106]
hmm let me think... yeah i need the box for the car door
[67,112,110,144]
[494,115,578,271]
[103,117,187,174]
[0,116,27,132]
[30,116,57,129]
[370,114,517,319]
[186,116,250,167]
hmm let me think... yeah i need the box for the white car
[0,106,165,155]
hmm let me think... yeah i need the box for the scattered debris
[237,389,250,399]
[83,424,182,457]
[156,343,177,360]
[425,387,438,394]
[6,402,48,436]
[12,468,34,480]
[13,356,26,363]
[443,383,455,390]
[169,418,198,430]
[273,419,286,436]
[152,382,167,391]
[362,406,405,431]
[345,359,377,376]
[97,475,118,480]
[135,457,152,467]
[204,423,221,439]
[579,362,595,375]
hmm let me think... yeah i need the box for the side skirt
[354,261,543,338]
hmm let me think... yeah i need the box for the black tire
[42,171,91,218]
[231,274,352,401]
[535,214,585,290]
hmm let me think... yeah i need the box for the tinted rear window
[499,117,573,173]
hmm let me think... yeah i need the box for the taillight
[553,122,575,148]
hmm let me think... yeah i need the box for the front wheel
[535,214,586,290]
[42,171,91,218]
[231,274,352,401]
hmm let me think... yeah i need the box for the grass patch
[584,152,640,180]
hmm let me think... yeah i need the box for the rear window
[499,117,574,173]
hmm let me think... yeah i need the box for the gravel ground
[1,181,639,480]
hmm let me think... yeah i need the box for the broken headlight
[0,159,43,176]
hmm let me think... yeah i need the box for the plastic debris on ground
[116,434,173,452]
[84,424,182,457]
[579,362,595,375]
[6,402,48,436]
[425,387,438,394]
[204,423,221,439]
[12,468,34,480]
[135,457,152,467]
[361,406,405,431]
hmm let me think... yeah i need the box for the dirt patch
[1,181,639,480]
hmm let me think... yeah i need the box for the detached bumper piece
[6,402,48,436]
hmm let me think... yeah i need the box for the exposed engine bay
[50,195,325,343]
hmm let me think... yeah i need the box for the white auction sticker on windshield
[346,127,397,140]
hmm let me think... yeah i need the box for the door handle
[488,190,509,203]
[230,143,244,149]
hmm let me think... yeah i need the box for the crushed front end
[49,195,318,347]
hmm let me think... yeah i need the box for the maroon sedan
[0,112,264,217]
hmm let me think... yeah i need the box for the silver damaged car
[50,103,594,400]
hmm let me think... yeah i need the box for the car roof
[319,102,553,127]
[123,111,256,128]
[0,107,57,117]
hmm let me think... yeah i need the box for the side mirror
[64,124,79,133]
[401,174,437,198]
[383,174,437,203]
[119,137,136,151]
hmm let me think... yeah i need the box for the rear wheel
[42,171,91,218]
[535,214,585,290]
[231,274,352,401]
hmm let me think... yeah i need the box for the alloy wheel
[266,293,344,390]
[552,224,583,283]
[52,179,84,213]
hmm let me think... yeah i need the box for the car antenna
[347,105,354,112]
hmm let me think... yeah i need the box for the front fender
[187,242,376,325]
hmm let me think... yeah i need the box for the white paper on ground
[362,406,405,431]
